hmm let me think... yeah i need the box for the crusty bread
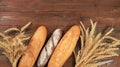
[18,26,47,67]
[48,25,80,67]
[37,29,62,67]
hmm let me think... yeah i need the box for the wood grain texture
[0,0,120,67]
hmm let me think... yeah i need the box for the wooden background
[0,0,120,67]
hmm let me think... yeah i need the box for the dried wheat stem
[75,19,120,67]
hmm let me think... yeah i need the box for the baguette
[37,29,62,67]
[18,26,47,67]
[48,25,80,67]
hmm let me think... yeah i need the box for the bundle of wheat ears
[74,20,120,67]
[0,20,119,67]
[0,22,31,67]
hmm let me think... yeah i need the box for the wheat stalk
[0,22,31,67]
[75,19,120,67]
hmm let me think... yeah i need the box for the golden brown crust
[37,29,62,67]
[48,25,80,67]
[18,26,47,67]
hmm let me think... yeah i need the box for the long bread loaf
[18,26,47,67]
[37,29,62,67]
[48,25,80,67]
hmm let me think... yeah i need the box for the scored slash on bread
[37,29,62,67]
[48,25,80,67]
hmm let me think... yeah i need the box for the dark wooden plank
[0,0,120,12]
[0,0,120,67]
[0,55,11,67]
[0,12,119,67]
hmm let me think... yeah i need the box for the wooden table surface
[0,0,120,67]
